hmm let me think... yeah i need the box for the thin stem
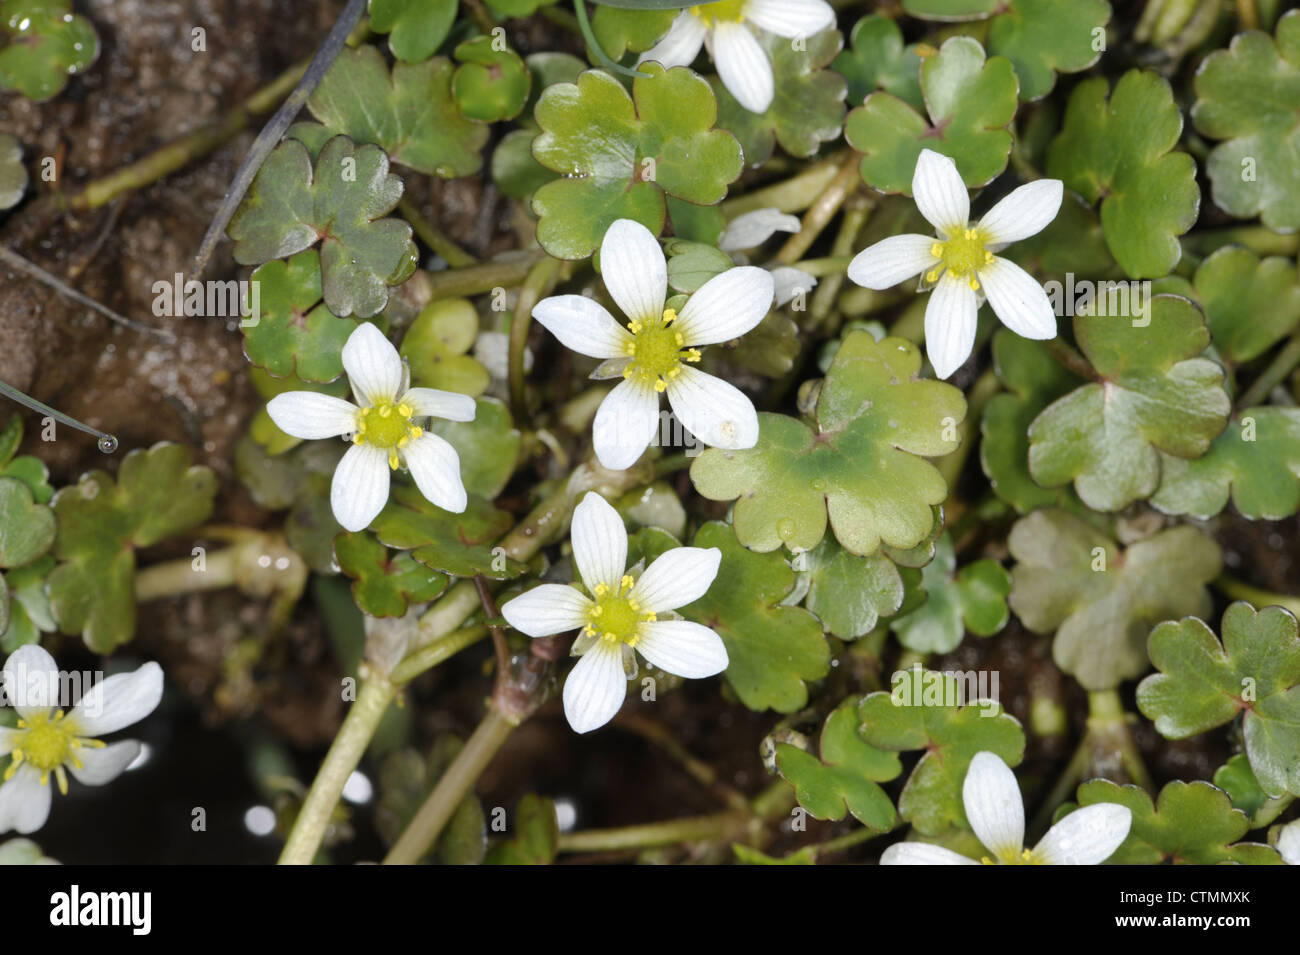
[814,826,879,859]
[1237,331,1300,410]
[615,713,749,812]
[1236,0,1259,29]
[0,378,119,452]
[510,255,561,419]
[474,575,512,682]
[1213,574,1300,619]
[775,156,863,266]
[383,706,517,864]
[279,676,396,865]
[1042,335,1099,382]
[720,154,845,218]
[135,548,237,600]
[556,812,748,853]
[1028,733,1093,840]
[427,254,543,300]
[391,623,489,684]
[397,196,477,268]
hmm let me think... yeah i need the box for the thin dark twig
[473,574,513,684]
[189,0,367,280]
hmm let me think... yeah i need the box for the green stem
[383,706,518,864]
[427,255,543,300]
[1237,331,1300,410]
[1213,574,1300,618]
[279,677,396,864]
[1236,0,1259,29]
[557,812,748,853]
[135,549,237,600]
[391,624,489,684]
[510,256,561,420]
[1042,335,1100,382]
[720,154,846,218]
[775,156,863,266]
[814,826,879,859]
[398,196,477,268]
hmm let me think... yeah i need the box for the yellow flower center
[926,228,995,291]
[622,308,702,393]
[5,709,105,794]
[691,0,746,26]
[353,400,423,469]
[981,848,1040,865]
[584,575,657,646]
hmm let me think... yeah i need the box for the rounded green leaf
[368,0,457,62]
[452,36,531,123]
[801,537,906,640]
[244,250,357,382]
[334,531,449,617]
[890,534,1011,654]
[833,14,923,111]
[0,0,98,101]
[0,476,52,569]
[399,297,490,397]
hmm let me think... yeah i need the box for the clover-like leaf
[1071,780,1281,865]
[1027,297,1231,512]
[484,794,558,865]
[775,703,901,831]
[1137,603,1300,798]
[0,132,26,209]
[833,14,923,111]
[665,238,732,294]
[242,250,356,382]
[1213,754,1293,829]
[1046,70,1199,278]
[1193,11,1300,232]
[0,0,98,101]
[900,0,998,17]
[371,484,525,579]
[0,555,53,652]
[47,443,217,652]
[0,416,50,504]
[334,531,449,617]
[228,135,417,319]
[531,63,743,259]
[368,0,457,62]
[980,331,1083,514]
[800,537,906,640]
[486,0,557,17]
[1175,246,1300,365]
[844,36,1017,194]
[675,522,829,713]
[590,6,674,59]
[399,297,489,397]
[303,45,489,178]
[711,27,846,166]
[859,669,1025,836]
[986,0,1110,101]
[0,476,53,569]
[890,534,1010,654]
[452,36,531,123]
[1152,407,1300,520]
[1007,509,1221,691]
[428,397,521,500]
[691,331,965,556]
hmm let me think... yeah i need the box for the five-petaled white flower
[848,149,1064,380]
[266,322,477,532]
[532,218,774,471]
[640,0,836,113]
[0,645,163,835]
[882,751,1132,865]
[501,492,728,734]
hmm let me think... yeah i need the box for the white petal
[562,641,627,733]
[718,208,801,252]
[502,585,594,638]
[400,387,476,422]
[330,442,390,532]
[600,219,668,324]
[912,149,970,236]
[0,728,18,756]
[637,12,707,68]
[67,740,141,787]
[592,376,661,471]
[880,842,980,865]
[743,0,835,38]
[2,644,59,721]
[712,21,774,114]
[265,392,359,440]
[0,766,51,835]
[977,178,1063,246]
[570,492,629,594]
[847,234,940,290]
[532,295,633,360]
[771,267,816,306]
[1277,820,1300,865]
[342,322,404,407]
[675,267,773,346]
[69,662,163,736]
[1032,803,1132,865]
[924,273,978,379]
[666,365,758,451]
[634,620,728,678]
[978,256,1057,340]
[631,546,722,613]
[401,433,467,514]
[962,751,1025,861]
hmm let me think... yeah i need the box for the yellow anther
[410,426,423,439]
[644,612,657,622]
[592,606,603,616]
[622,365,634,378]
[655,380,666,392]
[674,332,684,346]
[931,242,944,258]
[378,404,392,418]
[683,349,701,363]
[984,251,994,264]
[662,308,677,325]
[353,434,363,445]
[926,269,940,283]
[969,277,979,291]
[397,403,413,418]
[620,575,635,590]
[388,450,400,469]
[594,583,609,596]
[397,436,409,449]
[629,320,643,334]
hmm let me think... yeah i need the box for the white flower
[718,208,801,252]
[266,322,477,532]
[640,0,836,113]
[532,219,773,471]
[1278,819,1300,865]
[501,492,728,733]
[0,645,163,835]
[847,149,1063,380]
[881,751,1132,865]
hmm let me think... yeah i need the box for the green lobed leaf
[1175,246,1300,365]
[800,536,906,640]
[399,297,490,397]
[0,476,53,569]
[1046,70,1199,279]
[428,397,521,500]
[833,15,923,111]
[370,484,526,579]
[1213,754,1294,829]
[691,332,965,557]
[243,250,356,382]
[889,534,1011,654]
[775,702,901,831]
[452,36,531,123]
[590,6,674,59]
[1137,603,1300,798]
[0,0,98,101]
[0,555,54,652]
[986,0,1111,102]
[368,0,457,62]
[844,36,1018,194]
[484,794,559,864]
[334,531,449,617]
[1007,509,1221,691]
[228,135,418,319]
